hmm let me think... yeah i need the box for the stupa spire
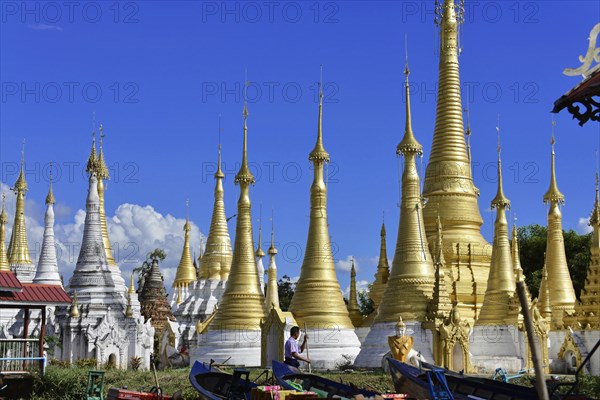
[348,259,363,327]
[95,124,117,268]
[255,210,266,289]
[203,125,233,281]
[542,123,576,325]
[8,141,35,282]
[86,117,97,175]
[537,257,552,319]
[197,238,208,280]
[33,164,62,286]
[422,0,490,321]
[376,57,434,323]
[0,194,10,272]
[369,220,390,311]
[208,86,266,331]
[265,215,280,310]
[477,128,516,325]
[173,201,197,292]
[427,216,453,320]
[288,67,354,329]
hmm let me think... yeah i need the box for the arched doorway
[452,342,464,372]
[107,353,117,369]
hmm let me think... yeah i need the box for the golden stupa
[7,147,33,271]
[0,194,10,272]
[421,0,491,322]
[543,130,576,326]
[477,138,517,325]
[207,93,267,331]
[369,222,390,312]
[202,143,233,281]
[172,205,197,303]
[96,125,117,268]
[375,59,435,324]
[288,74,354,329]
[264,222,280,310]
[347,260,364,327]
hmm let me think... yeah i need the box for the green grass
[27,365,600,400]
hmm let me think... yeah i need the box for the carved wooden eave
[553,23,600,126]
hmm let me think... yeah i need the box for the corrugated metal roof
[0,271,23,292]
[0,283,71,305]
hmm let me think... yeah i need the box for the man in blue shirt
[284,326,310,367]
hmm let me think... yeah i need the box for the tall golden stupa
[207,93,267,331]
[543,130,576,326]
[421,0,491,322]
[476,138,517,325]
[375,59,435,324]
[288,74,354,330]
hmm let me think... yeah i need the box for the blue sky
[1,1,599,292]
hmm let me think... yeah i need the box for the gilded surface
[0,195,10,271]
[422,0,490,322]
[347,261,363,327]
[543,135,576,326]
[208,99,267,331]
[7,155,33,267]
[172,217,197,288]
[477,151,517,325]
[203,144,233,281]
[288,80,354,329]
[265,227,280,310]
[369,223,390,311]
[375,63,434,323]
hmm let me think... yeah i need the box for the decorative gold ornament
[264,222,280,310]
[69,290,80,318]
[172,207,197,289]
[388,317,414,362]
[7,144,33,267]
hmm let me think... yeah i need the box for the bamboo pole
[516,281,549,400]
[304,322,311,373]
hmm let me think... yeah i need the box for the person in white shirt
[284,326,310,367]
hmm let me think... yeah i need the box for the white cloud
[577,217,593,234]
[342,279,370,298]
[335,255,356,273]
[0,182,205,290]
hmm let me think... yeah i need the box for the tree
[358,283,375,316]
[278,275,296,311]
[517,224,591,299]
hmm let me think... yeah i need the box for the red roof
[0,283,71,305]
[0,271,23,292]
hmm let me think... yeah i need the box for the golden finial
[268,210,277,256]
[46,161,56,205]
[0,193,9,272]
[491,117,510,209]
[86,113,97,174]
[0,193,6,225]
[96,123,109,180]
[544,119,565,204]
[347,257,363,327]
[256,206,265,257]
[309,64,330,162]
[592,170,600,226]
[216,115,225,179]
[69,291,80,318]
[397,40,423,156]
[125,293,134,318]
[14,139,28,193]
[129,272,136,294]
[185,199,191,230]
[173,200,196,287]
[235,76,255,184]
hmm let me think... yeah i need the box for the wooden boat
[189,360,257,400]
[387,358,544,400]
[272,360,379,398]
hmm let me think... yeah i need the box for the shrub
[130,356,143,371]
[75,358,97,369]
